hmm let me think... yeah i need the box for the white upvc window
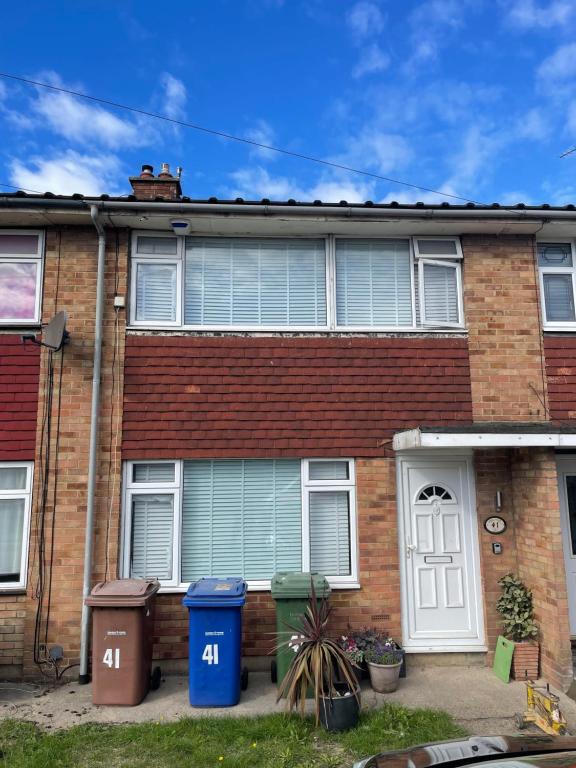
[0,230,44,324]
[538,241,576,330]
[122,458,359,590]
[0,462,33,590]
[129,232,465,332]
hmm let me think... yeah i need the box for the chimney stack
[129,163,182,200]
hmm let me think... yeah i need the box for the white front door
[398,455,485,650]
[557,457,576,636]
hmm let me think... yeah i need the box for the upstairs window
[0,231,44,324]
[130,233,464,331]
[538,242,576,328]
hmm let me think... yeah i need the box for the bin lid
[85,578,160,607]
[183,577,247,608]
[270,572,331,599]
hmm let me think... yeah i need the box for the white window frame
[537,239,576,331]
[301,459,358,588]
[0,461,33,590]
[412,236,464,261]
[121,458,359,591]
[128,231,465,333]
[122,461,181,588]
[418,258,463,328]
[0,230,44,325]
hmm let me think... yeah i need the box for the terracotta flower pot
[367,660,402,693]
[512,641,539,680]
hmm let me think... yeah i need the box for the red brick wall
[511,448,573,690]
[0,335,40,460]
[21,227,128,678]
[123,336,472,458]
[544,336,576,421]
[0,595,27,678]
[463,235,548,422]
[474,449,519,662]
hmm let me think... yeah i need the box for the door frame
[556,455,576,637]
[396,451,486,653]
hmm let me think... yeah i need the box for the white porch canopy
[393,424,576,450]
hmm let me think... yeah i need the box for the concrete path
[2,667,576,735]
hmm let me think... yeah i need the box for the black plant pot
[319,682,360,732]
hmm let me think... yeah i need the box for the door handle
[406,542,417,558]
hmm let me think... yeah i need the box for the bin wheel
[241,666,249,691]
[271,660,277,684]
[150,666,162,691]
[514,712,526,731]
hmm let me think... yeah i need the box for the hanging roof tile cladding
[0,335,40,461]
[122,335,473,459]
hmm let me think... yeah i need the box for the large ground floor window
[122,458,358,589]
[0,462,33,590]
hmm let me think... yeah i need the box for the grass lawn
[0,704,467,768]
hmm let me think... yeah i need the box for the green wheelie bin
[271,571,331,691]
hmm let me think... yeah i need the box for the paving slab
[2,667,576,736]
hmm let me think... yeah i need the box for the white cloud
[352,44,390,78]
[337,130,413,175]
[245,119,278,161]
[30,72,143,148]
[10,151,124,196]
[225,165,375,203]
[405,0,471,70]
[538,43,576,81]
[506,0,575,29]
[160,73,186,120]
[516,108,550,140]
[347,1,385,39]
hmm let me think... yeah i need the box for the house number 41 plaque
[484,516,506,534]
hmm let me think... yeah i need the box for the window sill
[126,325,468,335]
[543,326,576,332]
[155,581,361,594]
[0,588,27,595]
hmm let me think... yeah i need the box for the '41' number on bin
[202,643,219,665]
[103,648,120,669]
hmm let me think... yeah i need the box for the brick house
[2,164,576,691]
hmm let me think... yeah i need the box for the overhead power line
[0,70,484,205]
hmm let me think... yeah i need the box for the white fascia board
[393,428,576,450]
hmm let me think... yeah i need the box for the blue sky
[1,0,576,204]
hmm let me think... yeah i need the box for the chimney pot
[129,162,182,200]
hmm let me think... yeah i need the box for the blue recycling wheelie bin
[182,577,247,707]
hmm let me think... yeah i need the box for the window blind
[309,491,351,576]
[0,498,24,579]
[0,467,27,491]
[421,262,459,325]
[543,274,576,322]
[184,238,326,326]
[135,263,177,323]
[308,461,349,481]
[336,239,412,326]
[133,463,176,483]
[181,459,302,581]
[130,494,174,580]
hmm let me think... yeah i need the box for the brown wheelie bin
[85,578,160,705]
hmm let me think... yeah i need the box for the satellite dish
[43,311,69,351]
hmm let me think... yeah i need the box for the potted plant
[364,637,404,693]
[496,573,539,679]
[277,579,361,731]
[337,635,364,685]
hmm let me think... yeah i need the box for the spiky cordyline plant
[276,577,360,725]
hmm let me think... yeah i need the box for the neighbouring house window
[123,458,358,589]
[130,233,464,331]
[0,463,33,589]
[0,231,44,324]
[538,242,576,327]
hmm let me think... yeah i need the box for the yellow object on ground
[515,680,568,735]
